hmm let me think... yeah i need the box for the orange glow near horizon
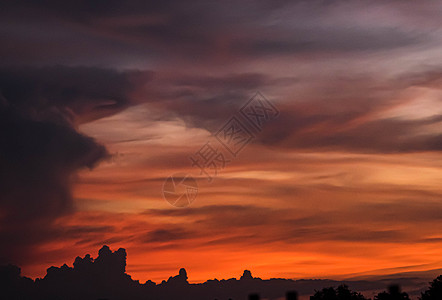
[18,102,442,284]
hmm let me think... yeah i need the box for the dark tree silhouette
[286,290,298,300]
[241,270,254,281]
[420,275,442,300]
[166,267,188,286]
[2,245,441,300]
[375,285,410,300]
[249,293,260,300]
[310,284,368,300]
[0,264,34,300]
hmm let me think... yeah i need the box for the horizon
[5,244,440,300]
[14,244,442,285]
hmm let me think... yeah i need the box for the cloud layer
[1,0,442,285]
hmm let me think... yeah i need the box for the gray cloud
[0,66,148,264]
[0,0,436,66]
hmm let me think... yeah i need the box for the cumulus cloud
[0,66,148,264]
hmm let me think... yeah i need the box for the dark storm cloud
[0,66,148,264]
[0,66,151,123]
[0,0,433,66]
[0,0,222,65]
[141,68,442,154]
[0,110,106,262]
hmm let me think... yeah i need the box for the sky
[1,0,442,285]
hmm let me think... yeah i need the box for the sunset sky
[1,0,442,285]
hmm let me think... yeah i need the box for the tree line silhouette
[249,280,442,300]
[1,246,441,300]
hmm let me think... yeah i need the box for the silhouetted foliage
[242,270,254,280]
[310,284,368,300]
[375,285,410,300]
[249,293,260,300]
[0,264,34,300]
[1,245,440,300]
[165,267,189,287]
[286,290,298,300]
[420,275,442,300]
